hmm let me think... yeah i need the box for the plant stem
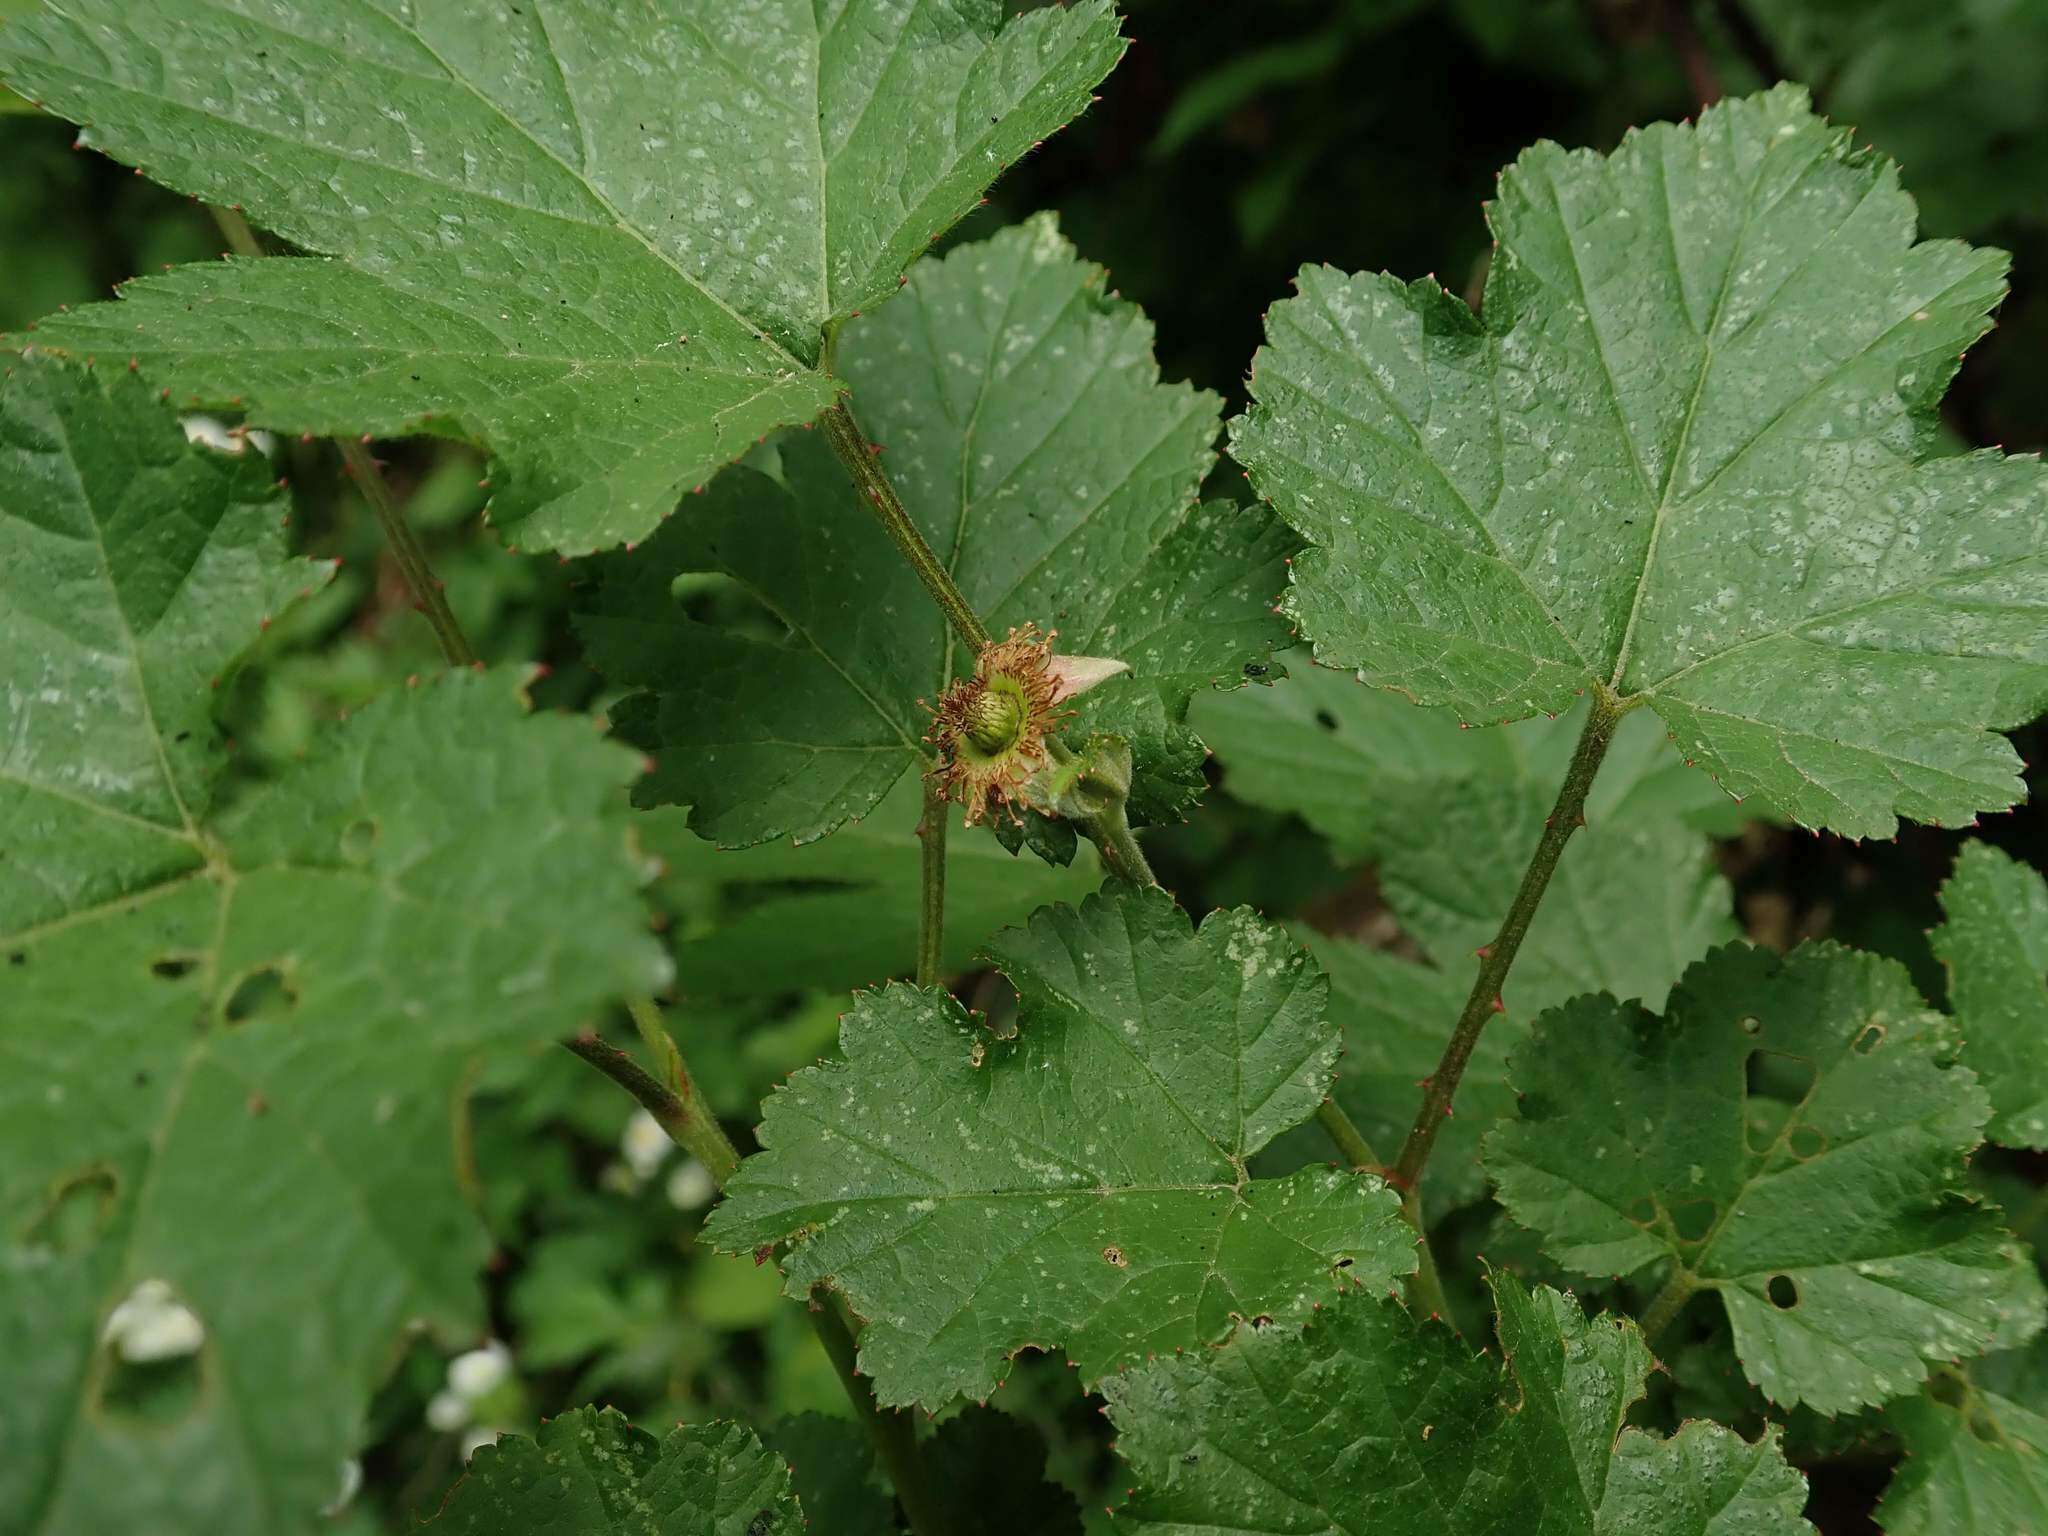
[1660,0,1724,107]
[1638,1269,1698,1344]
[916,776,948,988]
[820,401,988,653]
[567,1009,951,1535]
[1083,805,1154,886]
[210,203,476,669]
[1315,1101,1453,1325]
[810,1288,953,1536]
[564,1024,737,1183]
[1707,0,1790,86]
[339,438,478,667]
[1391,690,1624,1192]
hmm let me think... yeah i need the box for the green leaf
[1191,656,1752,863]
[643,776,1098,997]
[925,1406,1084,1536]
[1102,1273,1814,1534]
[1,358,668,1531]
[705,884,1414,1408]
[577,217,1292,845]
[1231,85,2048,840]
[0,0,1125,553]
[1933,842,2048,1149]
[761,1414,895,1536]
[1486,942,2045,1414]
[425,1409,801,1534]
[1876,1341,2048,1535]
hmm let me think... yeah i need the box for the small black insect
[1242,662,1268,678]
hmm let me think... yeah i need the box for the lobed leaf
[426,1409,800,1534]
[1232,85,2048,839]
[577,216,1292,845]
[0,0,1125,553]
[1486,942,2045,1414]
[1,356,667,1533]
[1933,841,2048,1149]
[1102,1272,1814,1533]
[704,883,1414,1408]
[1874,1339,2048,1535]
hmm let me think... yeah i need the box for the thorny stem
[1391,690,1624,1192]
[569,1006,951,1536]
[917,776,948,988]
[210,205,476,668]
[821,400,989,653]
[1316,1102,1453,1325]
[1083,805,1154,887]
[1639,1269,1699,1345]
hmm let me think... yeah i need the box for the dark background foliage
[5,1,2043,1529]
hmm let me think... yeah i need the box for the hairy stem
[1638,1269,1698,1344]
[338,438,478,667]
[1391,690,1624,1191]
[564,1023,737,1183]
[810,1288,953,1536]
[917,776,948,988]
[1315,1101,1452,1325]
[568,1008,951,1535]
[821,400,988,652]
[210,204,476,668]
[1083,805,1154,886]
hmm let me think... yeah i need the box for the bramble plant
[4,3,2048,1533]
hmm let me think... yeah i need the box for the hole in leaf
[222,966,296,1027]
[1927,1372,1969,1410]
[1766,1274,1799,1309]
[1627,1196,1658,1226]
[1313,709,1339,732]
[1738,1014,1762,1036]
[7,950,25,966]
[1745,1048,1817,1104]
[1788,1124,1827,1160]
[1671,1199,1716,1243]
[1853,1023,1886,1055]
[27,1166,118,1256]
[339,818,377,864]
[149,954,200,981]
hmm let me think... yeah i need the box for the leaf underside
[577,216,1292,846]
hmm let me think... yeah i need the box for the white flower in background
[461,1426,506,1462]
[666,1158,716,1211]
[179,414,277,457]
[619,1108,671,1181]
[426,1338,513,1434]
[101,1278,205,1362]
[425,1390,471,1433]
[446,1339,512,1400]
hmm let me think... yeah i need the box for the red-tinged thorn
[127,357,139,372]
[641,755,658,775]
[1574,813,1586,827]
[407,673,421,688]
[1490,996,1506,1014]
[359,433,372,445]
[1475,946,1490,959]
